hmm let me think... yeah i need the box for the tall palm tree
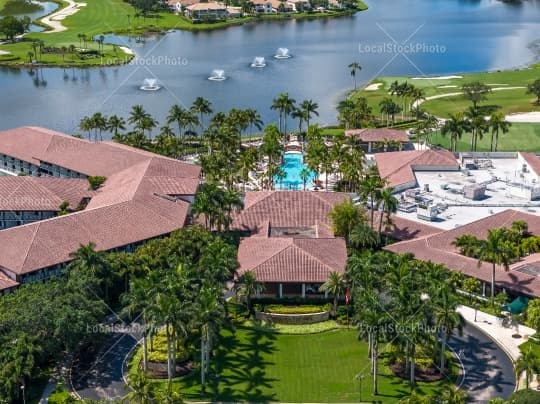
[167,104,186,138]
[489,111,511,152]
[477,228,515,301]
[271,93,296,136]
[244,108,264,137]
[128,105,150,131]
[378,187,398,240]
[379,98,401,126]
[191,97,213,131]
[300,99,319,129]
[433,286,464,374]
[452,234,481,257]
[441,112,467,152]
[107,114,126,136]
[360,175,384,228]
[90,112,108,141]
[348,62,361,90]
[300,167,310,190]
[68,242,112,300]
[515,346,540,389]
[465,106,488,152]
[320,271,345,315]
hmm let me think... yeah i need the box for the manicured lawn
[353,65,540,118]
[133,325,455,402]
[430,122,540,152]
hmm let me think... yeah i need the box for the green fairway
[133,325,455,402]
[430,122,540,152]
[353,66,540,118]
[0,0,368,66]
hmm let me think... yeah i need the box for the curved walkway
[413,87,527,109]
[41,0,87,33]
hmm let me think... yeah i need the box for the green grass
[353,65,540,118]
[430,122,540,152]
[132,326,455,402]
[0,0,43,15]
[0,0,368,66]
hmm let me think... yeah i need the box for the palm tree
[300,99,319,129]
[379,98,402,126]
[320,271,345,315]
[291,107,308,135]
[360,175,384,228]
[245,108,263,137]
[236,270,261,314]
[191,97,213,131]
[128,105,150,130]
[477,228,515,301]
[167,104,186,138]
[271,93,296,136]
[465,107,488,152]
[124,367,153,404]
[68,242,112,300]
[489,111,511,152]
[433,286,464,374]
[107,114,126,136]
[441,112,467,152]
[300,167,311,190]
[452,234,481,257]
[461,81,492,110]
[348,62,361,90]
[90,112,107,141]
[439,386,467,404]
[79,116,93,140]
[378,187,398,240]
[515,346,540,389]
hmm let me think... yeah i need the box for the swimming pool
[274,152,316,190]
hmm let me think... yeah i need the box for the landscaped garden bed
[254,303,331,324]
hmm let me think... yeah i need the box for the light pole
[20,384,26,404]
[355,373,365,402]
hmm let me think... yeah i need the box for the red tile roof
[385,209,540,297]
[372,212,442,240]
[0,272,18,291]
[375,150,459,189]
[520,152,540,177]
[232,191,350,232]
[0,127,200,286]
[0,177,92,211]
[237,236,347,283]
[346,128,409,143]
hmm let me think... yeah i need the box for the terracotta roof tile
[237,236,347,283]
[385,209,540,297]
[346,128,409,143]
[0,127,201,287]
[232,191,350,231]
[375,150,459,188]
[520,152,540,177]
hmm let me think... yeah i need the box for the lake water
[0,1,59,32]
[0,0,539,134]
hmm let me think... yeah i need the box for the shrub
[264,304,326,314]
[507,389,540,404]
[87,175,106,190]
[147,330,189,363]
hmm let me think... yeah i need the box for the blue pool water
[275,152,316,190]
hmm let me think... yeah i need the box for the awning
[502,296,529,315]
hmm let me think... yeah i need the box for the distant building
[345,128,410,153]
[185,2,229,19]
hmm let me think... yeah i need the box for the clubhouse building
[0,127,201,293]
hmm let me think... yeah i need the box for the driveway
[449,323,516,403]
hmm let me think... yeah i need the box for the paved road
[71,330,139,401]
[449,323,516,403]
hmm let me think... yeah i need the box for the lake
[0,0,539,135]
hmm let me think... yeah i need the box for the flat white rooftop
[394,157,540,230]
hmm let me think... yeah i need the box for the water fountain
[139,78,161,91]
[208,69,227,81]
[251,56,266,68]
[208,69,226,81]
[274,48,291,59]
